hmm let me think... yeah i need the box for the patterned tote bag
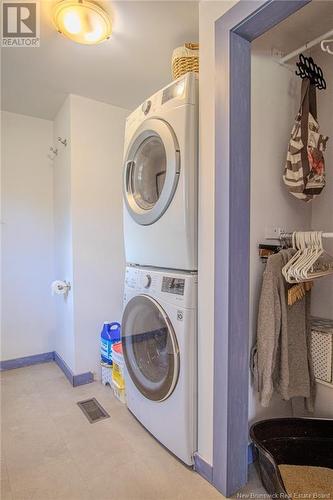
[283,79,329,202]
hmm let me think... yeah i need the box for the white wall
[310,48,333,321]
[1,96,128,378]
[250,46,333,420]
[249,53,313,421]
[53,95,128,376]
[70,95,128,377]
[310,48,333,418]
[1,111,55,360]
[198,0,237,466]
[53,98,75,372]
[198,0,333,463]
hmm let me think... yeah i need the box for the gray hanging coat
[254,249,315,411]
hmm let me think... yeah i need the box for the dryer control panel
[125,72,198,133]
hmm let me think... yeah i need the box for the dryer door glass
[122,295,179,402]
[131,136,166,210]
[123,118,180,226]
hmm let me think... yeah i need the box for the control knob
[143,274,152,289]
[142,100,151,115]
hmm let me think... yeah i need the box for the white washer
[121,265,197,465]
[123,72,198,271]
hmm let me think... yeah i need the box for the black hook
[295,53,326,90]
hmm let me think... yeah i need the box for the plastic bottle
[100,322,121,365]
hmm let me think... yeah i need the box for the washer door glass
[124,118,180,226]
[122,295,179,401]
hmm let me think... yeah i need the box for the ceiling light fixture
[53,0,112,45]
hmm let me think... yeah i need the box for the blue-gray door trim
[213,1,311,496]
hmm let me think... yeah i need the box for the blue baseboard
[53,351,93,387]
[53,351,73,383]
[72,371,94,387]
[1,351,93,387]
[193,452,213,483]
[0,352,54,370]
[194,445,256,485]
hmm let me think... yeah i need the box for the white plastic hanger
[306,234,333,279]
[321,39,333,55]
[288,232,311,283]
[295,232,319,281]
[282,231,333,283]
[292,232,323,282]
[282,232,301,282]
[300,232,323,279]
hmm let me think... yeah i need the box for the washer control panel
[161,277,185,296]
[125,267,157,291]
[124,266,197,308]
[143,274,152,288]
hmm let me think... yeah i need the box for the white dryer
[121,265,197,465]
[123,72,198,271]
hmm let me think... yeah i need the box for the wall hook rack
[295,53,326,90]
[58,137,67,147]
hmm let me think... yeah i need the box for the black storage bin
[250,418,333,496]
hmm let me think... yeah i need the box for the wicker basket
[172,42,199,80]
[311,317,333,383]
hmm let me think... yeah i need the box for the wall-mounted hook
[47,146,58,161]
[58,137,67,147]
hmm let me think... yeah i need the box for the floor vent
[77,398,110,423]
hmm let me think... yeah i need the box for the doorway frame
[212,0,311,496]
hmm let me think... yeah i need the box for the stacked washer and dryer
[121,72,198,466]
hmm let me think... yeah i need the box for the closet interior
[250,1,333,424]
